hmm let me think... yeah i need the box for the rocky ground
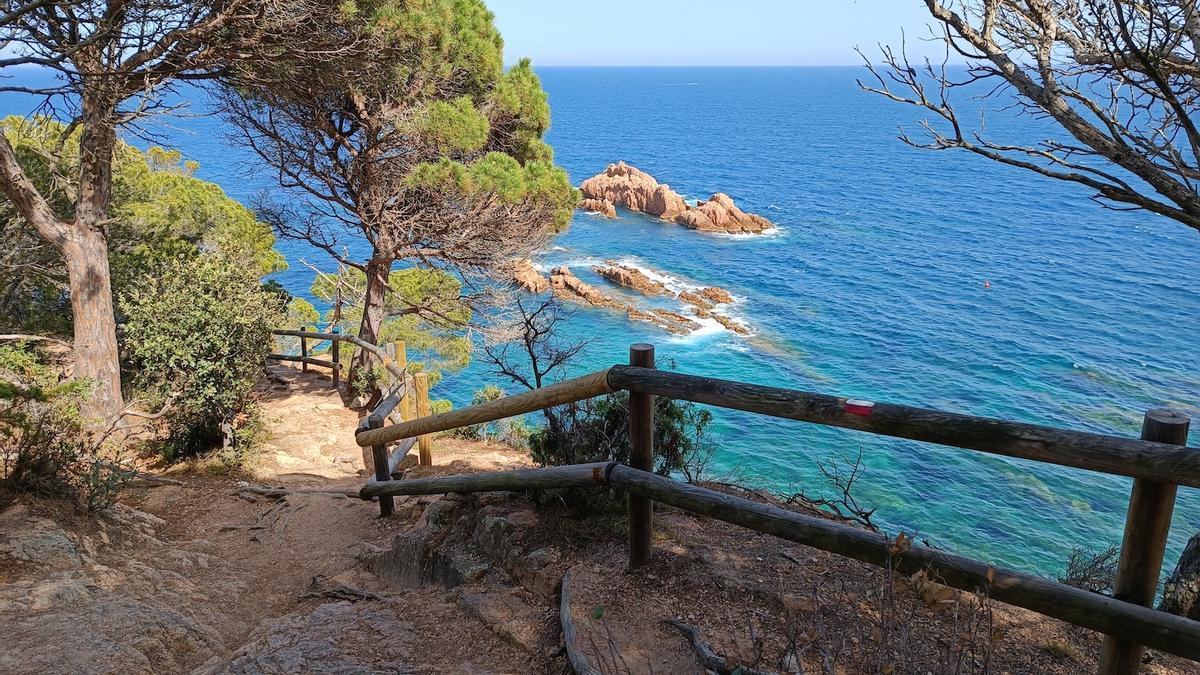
[1,365,1197,674]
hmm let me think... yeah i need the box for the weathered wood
[607,366,1200,488]
[394,341,412,422]
[271,329,404,380]
[331,329,341,389]
[628,344,654,569]
[560,571,603,675]
[414,372,433,466]
[368,380,407,428]
[355,369,615,448]
[367,415,393,517]
[358,462,612,498]
[1101,409,1191,674]
[605,464,1200,661]
[386,437,417,477]
[267,354,337,369]
[300,327,309,373]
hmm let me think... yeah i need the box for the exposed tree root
[559,571,603,675]
[666,619,773,675]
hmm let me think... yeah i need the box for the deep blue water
[4,66,1199,578]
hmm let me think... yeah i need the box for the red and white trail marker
[843,399,876,416]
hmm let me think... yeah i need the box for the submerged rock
[549,266,611,307]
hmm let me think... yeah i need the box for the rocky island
[579,161,774,235]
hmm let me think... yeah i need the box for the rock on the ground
[509,258,549,293]
[674,193,773,234]
[455,587,548,652]
[195,601,416,675]
[579,161,689,219]
[579,197,617,218]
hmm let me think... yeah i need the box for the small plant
[450,385,530,446]
[1059,544,1120,594]
[0,342,129,512]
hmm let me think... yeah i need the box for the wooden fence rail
[277,333,1199,672]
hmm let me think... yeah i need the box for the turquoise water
[3,66,1198,578]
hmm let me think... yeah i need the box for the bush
[528,392,714,479]
[121,253,282,461]
[0,343,128,512]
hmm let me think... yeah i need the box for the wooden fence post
[1100,408,1191,674]
[331,328,341,390]
[367,413,394,517]
[414,372,433,466]
[300,326,309,374]
[628,343,655,569]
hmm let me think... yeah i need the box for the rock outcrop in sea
[579,162,688,220]
[549,266,699,335]
[509,259,549,293]
[578,198,617,218]
[579,161,773,234]
[590,262,751,335]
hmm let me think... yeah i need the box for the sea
[4,66,1199,579]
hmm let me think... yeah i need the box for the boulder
[594,262,668,296]
[578,197,617,218]
[509,259,548,293]
[674,193,773,235]
[579,162,688,219]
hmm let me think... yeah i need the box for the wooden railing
[281,333,1199,671]
[269,328,434,518]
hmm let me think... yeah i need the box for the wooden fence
[268,328,434,518]
[278,332,1200,671]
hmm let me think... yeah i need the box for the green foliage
[121,253,282,460]
[0,343,127,512]
[0,116,284,333]
[529,393,715,478]
[312,265,471,386]
[420,96,490,154]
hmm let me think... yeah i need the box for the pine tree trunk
[62,228,124,425]
[69,90,124,425]
[350,254,393,392]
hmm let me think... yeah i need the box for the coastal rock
[674,193,773,235]
[579,162,688,219]
[580,163,774,234]
[711,313,751,335]
[594,262,668,296]
[549,267,610,307]
[699,287,734,304]
[579,197,617,218]
[509,259,548,293]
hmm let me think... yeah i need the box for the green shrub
[0,343,127,512]
[121,253,282,461]
[529,392,714,479]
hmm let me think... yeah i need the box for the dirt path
[0,366,546,674]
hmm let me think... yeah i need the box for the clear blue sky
[488,0,944,67]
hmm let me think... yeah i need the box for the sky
[487,0,946,67]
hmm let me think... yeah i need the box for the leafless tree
[480,295,589,435]
[862,0,1200,234]
[0,0,326,424]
